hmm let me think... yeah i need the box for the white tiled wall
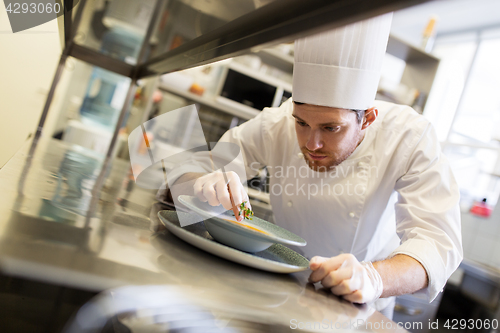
[461,204,500,267]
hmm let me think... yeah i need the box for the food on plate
[239,201,254,220]
[222,217,269,235]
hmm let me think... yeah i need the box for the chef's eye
[296,120,308,127]
[325,126,340,132]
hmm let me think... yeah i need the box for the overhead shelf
[159,82,260,120]
[160,31,441,120]
[57,0,432,81]
[386,34,440,63]
[41,0,434,171]
[137,0,430,77]
[255,47,294,74]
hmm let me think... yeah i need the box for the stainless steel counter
[0,136,406,332]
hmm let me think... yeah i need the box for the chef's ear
[361,107,378,130]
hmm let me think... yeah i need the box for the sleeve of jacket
[217,108,276,178]
[164,106,274,189]
[391,120,463,302]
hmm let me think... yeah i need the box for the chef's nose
[306,130,323,151]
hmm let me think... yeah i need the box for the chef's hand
[193,171,251,217]
[308,254,383,304]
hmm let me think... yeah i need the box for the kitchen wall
[391,0,500,46]
[0,2,61,168]
[461,204,500,267]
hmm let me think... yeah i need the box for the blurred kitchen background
[2,0,500,331]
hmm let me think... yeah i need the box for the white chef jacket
[210,98,462,302]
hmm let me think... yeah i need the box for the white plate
[158,210,309,273]
[177,195,306,252]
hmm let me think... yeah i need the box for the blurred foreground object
[64,285,233,333]
[421,15,438,53]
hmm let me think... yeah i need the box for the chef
[159,13,462,316]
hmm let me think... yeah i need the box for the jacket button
[287,201,293,207]
[297,153,303,158]
[349,212,355,218]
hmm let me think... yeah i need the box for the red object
[470,199,492,218]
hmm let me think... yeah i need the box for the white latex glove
[308,254,383,304]
[193,171,251,220]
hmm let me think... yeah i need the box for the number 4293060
[5,2,61,14]
[444,319,498,330]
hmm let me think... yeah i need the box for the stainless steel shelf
[387,34,440,63]
[159,82,260,120]
[138,0,430,78]
[47,0,431,134]
[255,47,294,74]
[36,0,432,211]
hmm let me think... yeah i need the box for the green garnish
[239,201,254,220]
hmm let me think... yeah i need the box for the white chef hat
[292,13,393,110]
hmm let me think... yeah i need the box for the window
[435,28,500,208]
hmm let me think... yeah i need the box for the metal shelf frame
[30,0,430,216]
[41,0,432,134]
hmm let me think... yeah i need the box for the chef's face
[292,103,373,172]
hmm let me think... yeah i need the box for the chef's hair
[350,109,366,124]
[293,101,365,124]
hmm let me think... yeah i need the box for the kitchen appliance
[215,61,292,113]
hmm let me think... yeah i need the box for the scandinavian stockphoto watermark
[289,318,500,331]
[249,161,379,199]
[3,0,78,33]
[265,178,370,199]
[289,318,421,330]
